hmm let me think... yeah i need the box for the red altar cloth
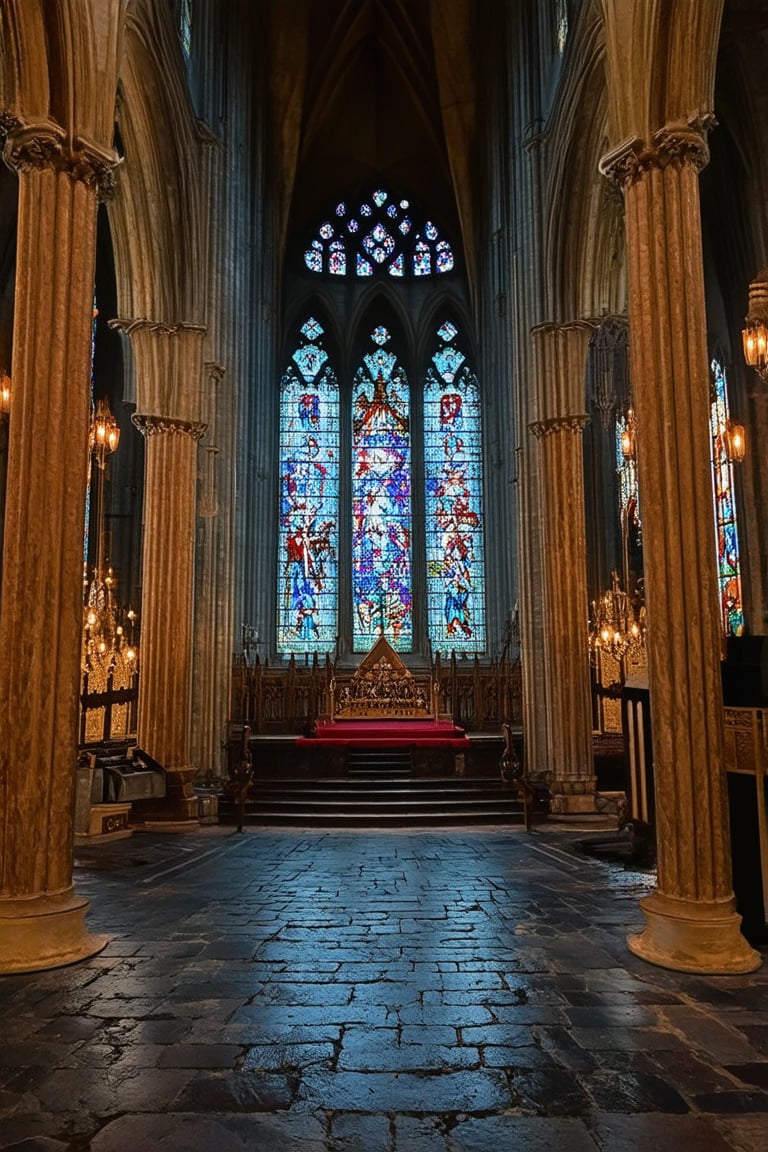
[296,718,469,749]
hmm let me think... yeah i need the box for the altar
[295,636,470,755]
[298,717,469,750]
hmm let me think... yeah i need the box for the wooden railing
[231,652,522,734]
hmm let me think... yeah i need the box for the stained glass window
[303,187,454,279]
[283,195,486,657]
[351,328,412,651]
[277,318,339,651]
[615,412,640,526]
[555,0,568,54]
[179,0,192,58]
[709,359,744,636]
[424,322,486,653]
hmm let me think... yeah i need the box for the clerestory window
[304,188,454,279]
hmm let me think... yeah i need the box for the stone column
[0,123,116,971]
[193,362,228,779]
[601,124,760,972]
[114,320,207,825]
[530,322,596,813]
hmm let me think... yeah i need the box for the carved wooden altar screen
[232,650,521,734]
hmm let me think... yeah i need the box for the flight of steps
[219,748,527,827]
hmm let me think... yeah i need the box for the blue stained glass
[371,326,390,347]
[363,225,395,263]
[304,190,454,279]
[329,240,346,276]
[293,342,328,381]
[352,336,412,651]
[365,348,397,378]
[433,345,465,382]
[709,359,744,636]
[278,326,339,652]
[437,321,457,342]
[436,240,454,273]
[424,325,485,653]
[304,245,322,273]
[414,241,430,276]
[301,317,324,341]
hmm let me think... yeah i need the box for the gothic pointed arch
[108,0,207,332]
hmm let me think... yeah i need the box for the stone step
[228,806,526,828]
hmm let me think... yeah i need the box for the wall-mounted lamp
[723,417,747,464]
[0,371,10,415]
[742,271,768,382]
[89,397,120,470]
[620,408,637,461]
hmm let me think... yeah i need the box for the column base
[549,776,597,814]
[628,890,762,974]
[0,890,108,974]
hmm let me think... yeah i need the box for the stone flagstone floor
[0,827,767,1150]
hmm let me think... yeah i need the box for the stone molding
[132,413,207,441]
[529,414,589,439]
[599,116,716,188]
[0,114,119,199]
[109,318,207,339]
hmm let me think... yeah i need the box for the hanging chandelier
[82,396,138,678]
[589,571,646,664]
[82,565,138,675]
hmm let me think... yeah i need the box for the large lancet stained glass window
[277,318,339,651]
[709,359,744,636]
[278,188,487,657]
[352,326,412,652]
[424,322,486,653]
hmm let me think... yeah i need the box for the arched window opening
[709,359,744,636]
[277,317,340,652]
[424,321,486,654]
[279,192,485,660]
[352,326,412,652]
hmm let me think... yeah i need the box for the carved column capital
[205,361,226,385]
[132,413,207,441]
[529,414,590,439]
[599,116,716,188]
[1,114,120,199]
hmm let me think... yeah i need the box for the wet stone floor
[1,827,767,1151]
